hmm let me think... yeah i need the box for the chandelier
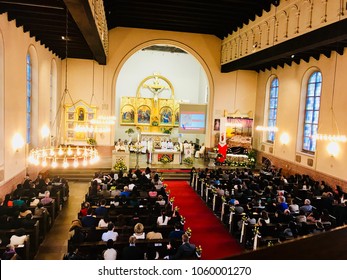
[28,8,99,168]
[28,145,99,168]
[90,115,117,125]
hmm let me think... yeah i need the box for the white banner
[1,260,344,280]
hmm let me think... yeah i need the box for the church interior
[1,0,347,260]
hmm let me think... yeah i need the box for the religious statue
[142,75,169,108]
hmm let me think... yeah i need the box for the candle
[137,133,139,143]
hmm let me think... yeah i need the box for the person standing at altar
[161,140,168,150]
[167,139,174,150]
[147,139,153,164]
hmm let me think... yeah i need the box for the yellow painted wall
[0,14,61,192]
[254,53,347,181]
[64,27,257,147]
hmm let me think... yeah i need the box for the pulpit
[112,150,130,171]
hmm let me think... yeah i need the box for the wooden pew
[76,224,176,242]
[0,239,30,260]
[29,199,56,225]
[32,212,49,242]
[0,221,40,259]
[68,238,179,260]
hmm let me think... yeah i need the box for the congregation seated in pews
[190,165,343,250]
[65,168,201,260]
[0,173,69,259]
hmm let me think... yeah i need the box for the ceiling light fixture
[28,8,99,168]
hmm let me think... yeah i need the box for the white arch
[111,39,215,146]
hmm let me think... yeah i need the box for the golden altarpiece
[120,73,180,146]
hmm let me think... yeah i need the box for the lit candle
[137,133,140,143]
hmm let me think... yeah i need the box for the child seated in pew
[9,228,29,246]
[133,223,145,239]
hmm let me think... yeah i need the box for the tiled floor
[34,153,209,260]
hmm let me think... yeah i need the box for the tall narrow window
[267,77,279,142]
[50,65,53,131]
[26,53,32,144]
[303,71,322,153]
[50,59,57,144]
[0,33,4,175]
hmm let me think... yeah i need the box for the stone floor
[34,153,209,260]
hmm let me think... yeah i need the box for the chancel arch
[112,40,213,146]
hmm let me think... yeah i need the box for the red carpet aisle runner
[166,181,243,260]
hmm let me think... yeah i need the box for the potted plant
[125,128,135,137]
[162,127,172,134]
[86,137,97,146]
[183,157,194,166]
[113,158,127,172]
[247,149,257,169]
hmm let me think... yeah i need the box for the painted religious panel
[137,105,151,124]
[77,108,85,121]
[160,106,172,125]
[226,117,253,148]
[121,104,135,124]
[65,100,97,142]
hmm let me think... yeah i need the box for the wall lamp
[12,133,24,152]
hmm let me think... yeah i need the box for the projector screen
[179,104,207,134]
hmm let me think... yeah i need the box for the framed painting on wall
[137,105,151,124]
[214,119,220,131]
[68,112,74,120]
[160,106,172,125]
[121,105,135,125]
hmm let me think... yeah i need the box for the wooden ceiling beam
[64,0,106,65]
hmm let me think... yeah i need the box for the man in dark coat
[168,233,196,260]
[121,236,144,260]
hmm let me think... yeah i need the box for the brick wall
[0,170,26,200]
[257,151,347,192]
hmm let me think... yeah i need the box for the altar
[151,149,181,165]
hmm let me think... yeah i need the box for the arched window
[50,59,57,143]
[267,77,279,142]
[26,53,32,144]
[0,30,4,178]
[302,71,322,153]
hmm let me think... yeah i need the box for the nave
[33,154,215,260]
